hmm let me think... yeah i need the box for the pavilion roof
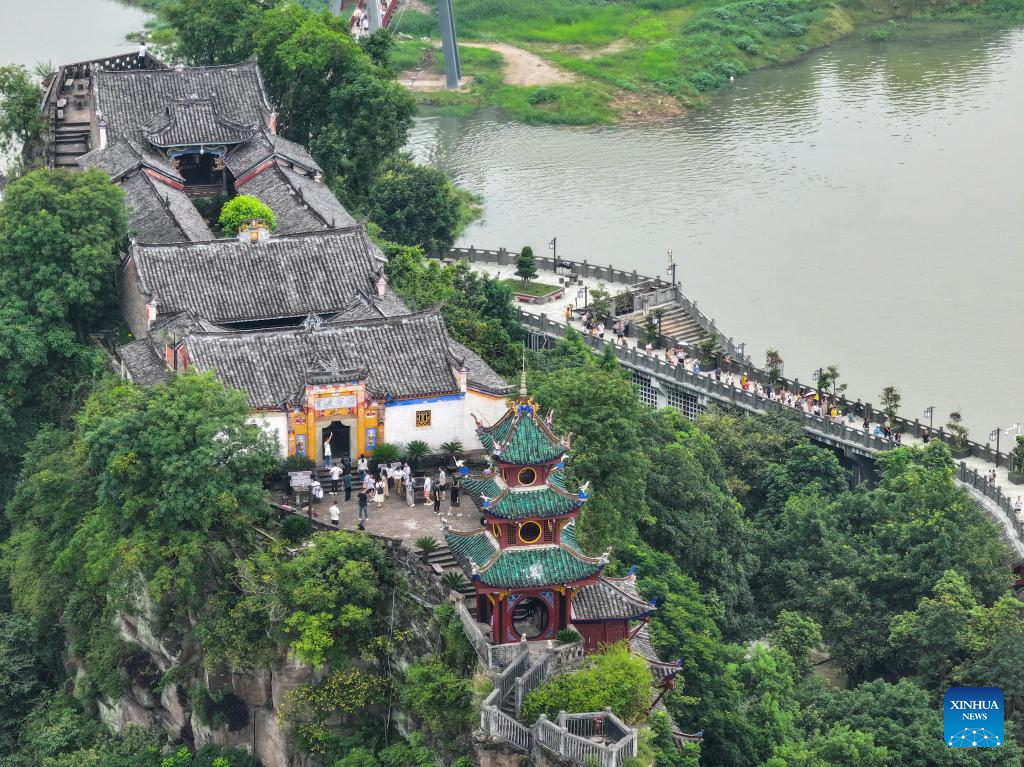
[478,401,567,465]
[444,520,604,589]
[142,96,259,149]
[463,469,581,520]
[572,575,655,622]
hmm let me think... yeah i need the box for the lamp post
[923,405,934,430]
[666,248,676,286]
[993,423,1022,467]
[576,286,588,310]
[549,237,558,270]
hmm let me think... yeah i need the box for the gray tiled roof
[184,308,462,407]
[79,140,141,180]
[225,131,320,177]
[235,163,355,234]
[121,171,214,243]
[132,227,385,323]
[271,135,319,171]
[94,61,270,142]
[448,340,511,395]
[572,576,654,621]
[117,338,169,386]
[142,97,258,148]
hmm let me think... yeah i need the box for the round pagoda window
[513,597,550,640]
[518,467,537,486]
[518,521,542,544]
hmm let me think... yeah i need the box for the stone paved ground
[274,486,480,545]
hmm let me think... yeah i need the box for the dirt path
[460,42,576,86]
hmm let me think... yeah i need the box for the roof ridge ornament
[302,313,323,332]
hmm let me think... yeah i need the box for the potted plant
[945,411,972,460]
[765,349,784,388]
[1009,436,1024,484]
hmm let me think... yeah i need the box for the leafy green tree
[366,155,459,253]
[879,385,901,423]
[401,659,472,742]
[359,29,396,73]
[0,65,43,154]
[769,611,822,677]
[815,364,846,401]
[764,725,887,767]
[0,168,127,505]
[765,348,784,386]
[589,283,612,319]
[218,194,276,234]
[164,0,264,66]
[515,246,538,285]
[520,643,652,725]
[0,613,45,753]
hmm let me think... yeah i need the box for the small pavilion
[445,375,654,651]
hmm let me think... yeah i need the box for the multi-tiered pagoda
[445,376,654,651]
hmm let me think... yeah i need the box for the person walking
[329,501,340,528]
[450,478,461,514]
[374,478,385,509]
[357,454,368,481]
[343,470,352,502]
[405,475,415,507]
[422,475,432,506]
[380,466,390,499]
[433,487,442,515]
[322,433,333,468]
[310,478,323,505]
[329,464,341,495]
[357,489,368,529]
[393,464,403,494]
[437,468,447,502]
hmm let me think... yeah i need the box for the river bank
[394,0,1024,124]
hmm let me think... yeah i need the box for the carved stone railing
[514,653,550,717]
[532,710,638,767]
[480,688,532,752]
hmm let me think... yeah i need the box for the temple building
[445,378,654,651]
[66,59,353,242]
[115,223,509,457]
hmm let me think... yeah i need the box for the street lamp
[576,286,588,310]
[549,237,558,270]
[923,405,935,430]
[987,423,1019,466]
[666,249,676,286]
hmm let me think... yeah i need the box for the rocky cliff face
[88,535,454,767]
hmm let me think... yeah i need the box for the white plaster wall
[466,392,511,448]
[248,412,289,457]
[385,397,467,449]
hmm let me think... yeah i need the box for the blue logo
[944,687,1003,747]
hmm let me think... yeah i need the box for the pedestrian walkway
[471,260,1024,556]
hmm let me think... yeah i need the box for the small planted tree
[696,337,717,368]
[440,440,463,457]
[218,194,277,234]
[946,411,970,455]
[516,246,538,286]
[415,536,439,561]
[879,385,901,424]
[765,348,784,386]
[440,570,467,592]
[1010,436,1024,482]
[816,364,847,401]
[589,284,612,320]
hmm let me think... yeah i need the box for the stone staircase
[652,304,711,346]
[52,121,91,168]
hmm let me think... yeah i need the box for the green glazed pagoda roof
[443,526,604,589]
[561,520,583,555]
[478,402,566,465]
[464,470,581,520]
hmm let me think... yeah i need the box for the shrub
[190,684,249,731]
[415,537,439,556]
[281,515,312,543]
[373,442,402,464]
[218,194,277,234]
[735,35,759,53]
[440,440,463,456]
[689,70,724,92]
[401,659,471,742]
[556,628,583,645]
[528,87,558,105]
[405,440,430,466]
[441,570,468,592]
[520,643,652,724]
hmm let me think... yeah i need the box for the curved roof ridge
[185,305,446,339]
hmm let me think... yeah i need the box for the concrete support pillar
[367,0,382,33]
[438,0,462,89]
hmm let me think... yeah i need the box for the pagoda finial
[518,346,528,401]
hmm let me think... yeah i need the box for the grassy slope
[393,0,1024,123]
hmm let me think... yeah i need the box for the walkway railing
[533,711,638,767]
[513,308,1024,552]
[480,688,532,751]
[439,246,745,359]
[515,653,551,717]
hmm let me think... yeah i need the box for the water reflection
[410,23,1024,436]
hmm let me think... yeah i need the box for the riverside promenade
[437,246,1024,556]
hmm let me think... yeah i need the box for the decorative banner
[365,427,376,451]
[944,687,1003,747]
[295,434,307,458]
